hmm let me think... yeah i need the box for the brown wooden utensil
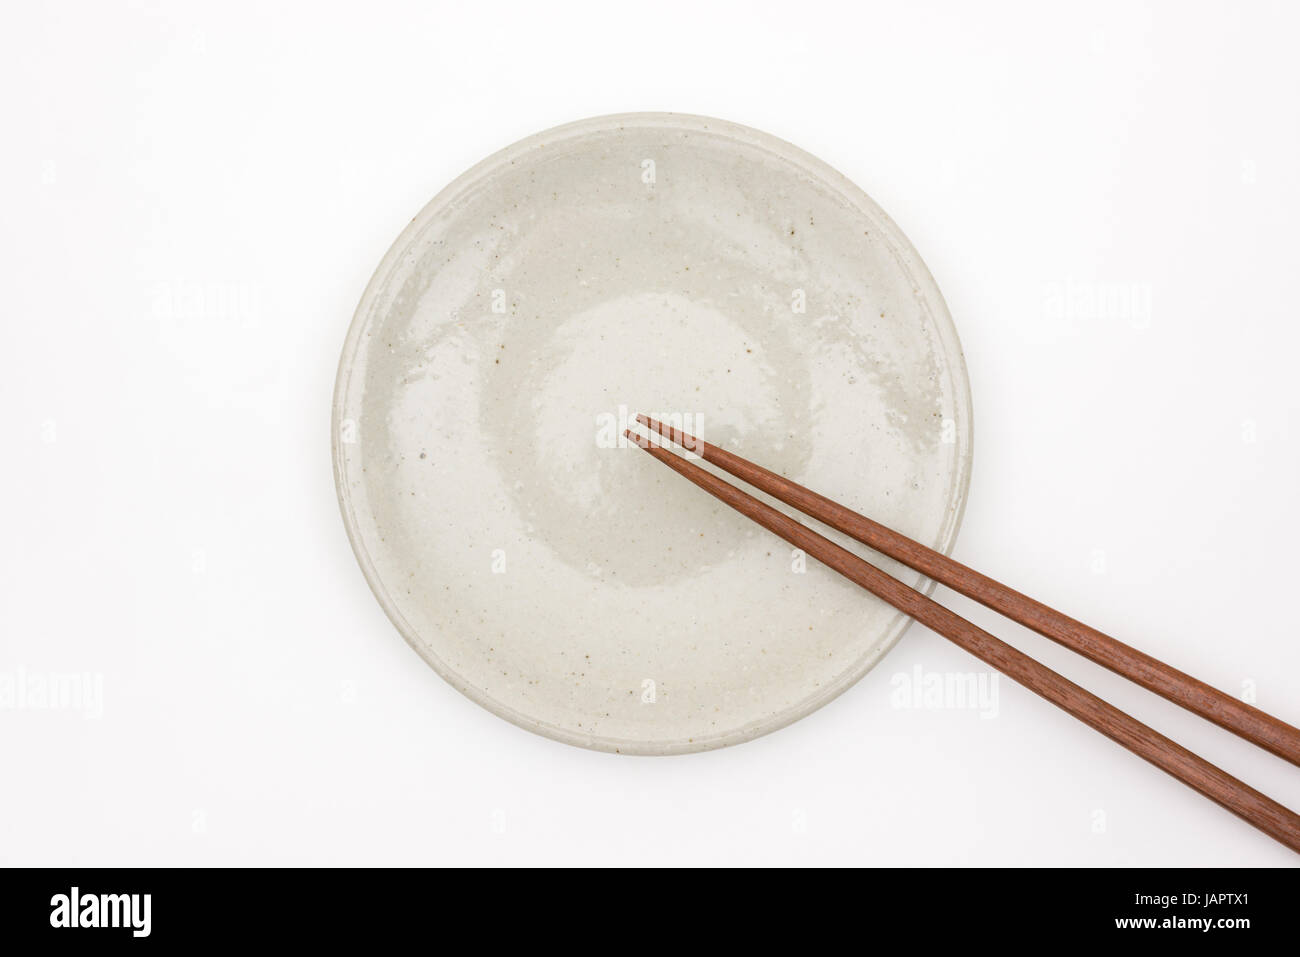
[628,414,1300,853]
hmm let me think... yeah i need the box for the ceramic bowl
[333,113,972,753]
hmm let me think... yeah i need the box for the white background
[3,0,1298,866]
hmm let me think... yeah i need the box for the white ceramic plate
[333,113,972,754]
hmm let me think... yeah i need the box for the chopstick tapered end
[636,413,703,455]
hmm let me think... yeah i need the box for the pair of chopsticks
[627,414,1300,853]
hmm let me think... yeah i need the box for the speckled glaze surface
[333,113,973,754]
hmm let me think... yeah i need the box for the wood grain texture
[628,425,1300,853]
[638,414,1300,767]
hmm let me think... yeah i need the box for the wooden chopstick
[637,413,1300,769]
[625,424,1300,853]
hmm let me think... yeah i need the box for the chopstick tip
[623,428,652,450]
